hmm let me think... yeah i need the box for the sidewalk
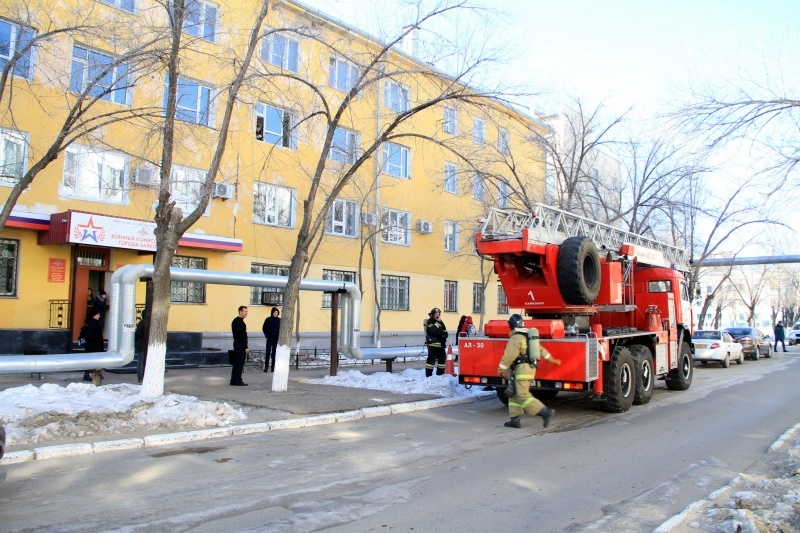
[0,360,485,463]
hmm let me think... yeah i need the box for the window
[381,275,409,311]
[250,263,289,305]
[182,0,217,42]
[381,208,410,245]
[444,162,457,193]
[0,238,19,297]
[0,128,27,185]
[62,144,127,203]
[498,127,510,155]
[444,221,458,252]
[330,127,358,164]
[70,46,130,105]
[328,57,360,92]
[98,0,135,13]
[255,103,297,148]
[322,269,355,308]
[382,142,410,178]
[473,173,486,201]
[262,32,299,72]
[648,280,672,293]
[384,80,410,112]
[170,256,206,303]
[498,180,510,208]
[472,282,484,314]
[324,198,357,237]
[472,118,485,145]
[165,77,213,126]
[170,164,208,215]
[444,280,457,312]
[253,181,295,227]
[497,285,509,314]
[0,19,34,79]
[443,106,457,135]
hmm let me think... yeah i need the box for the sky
[1,368,798,531]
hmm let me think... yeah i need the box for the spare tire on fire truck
[557,236,601,305]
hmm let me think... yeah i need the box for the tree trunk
[270,246,308,392]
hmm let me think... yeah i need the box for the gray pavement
[0,359,484,463]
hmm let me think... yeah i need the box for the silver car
[787,324,800,346]
[692,330,745,367]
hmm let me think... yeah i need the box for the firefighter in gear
[424,308,448,377]
[498,314,562,428]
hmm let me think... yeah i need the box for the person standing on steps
[774,321,788,352]
[424,307,448,377]
[498,313,562,428]
[230,306,249,386]
[261,307,280,372]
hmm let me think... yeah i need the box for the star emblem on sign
[73,217,105,243]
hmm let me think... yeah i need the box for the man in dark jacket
[774,321,788,352]
[82,312,105,383]
[261,307,280,372]
[424,307,448,377]
[230,306,249,386]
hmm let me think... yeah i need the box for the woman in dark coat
[261,307,281,372]
[83,312,105,353]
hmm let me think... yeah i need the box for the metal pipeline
[0,264,455,373]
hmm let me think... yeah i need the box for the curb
[1,393,493,465]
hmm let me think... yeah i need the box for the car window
[692,331,720,340]
[725,328,749,336]
[723,332,733,342]
[793,324,800,331]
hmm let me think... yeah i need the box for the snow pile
[0,383,246,446]
[308,368,489,398]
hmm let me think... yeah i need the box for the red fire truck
[459,205,694,412]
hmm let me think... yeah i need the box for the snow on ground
[307,368,487,399]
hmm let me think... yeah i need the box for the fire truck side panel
[458,338,507,379]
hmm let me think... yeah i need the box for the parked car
[724,327,772,360]
[787,324,800,346]
[692,330,745,367]
[0,424,5,460]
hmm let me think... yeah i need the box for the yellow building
[0,0,547,353]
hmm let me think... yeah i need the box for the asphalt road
[1,352,798,533]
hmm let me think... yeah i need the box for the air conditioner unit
[417,220,432,234]
[212,183,233,199]
[261,291,284,305]
[361,212,378,226]
[132,167,158,187]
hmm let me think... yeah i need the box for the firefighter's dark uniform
[498,328,558,427]
[425,317,448,377]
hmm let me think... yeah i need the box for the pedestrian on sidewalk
[774,321,788,352]
[230,306,249,386]
[262,307,280,372]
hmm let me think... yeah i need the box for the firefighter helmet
[508,313,525,330]
[429,307,441,316]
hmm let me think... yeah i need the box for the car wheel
[737,352,745,365]
[765,345,772,358]
[752,350,759,361]
[721,354,730,368]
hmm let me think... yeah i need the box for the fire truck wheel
[533,389,559,401]
[629,345,654,405]
[666,342,693,390]
[496,388,510,405]
[557,236,601,305]
[602,346,635,413]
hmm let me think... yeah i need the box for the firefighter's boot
[537,407,554,428]
[504,416,521,428]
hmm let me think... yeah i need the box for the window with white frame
[0,128,27,185]
[443,105,457,135]
[472,282,484,314]
[324,198,358,237]
[498,127,510,155]
[444,221,459,252]
[0,238,19,297]
[444,162,457,194]
[381,274,409,310]
[328,57,360,92]
[330,127,358,164]
[255,103,297,148]
[70,45,130,105]
[384,79,410,112]
[381,208,410,245]
[98,0,135,13]
[0,19,35,79]
[250,263,289,305]
[473,172,486,201]
[62,144,127,203]
[182,0,217,42]
[170,255,206,303]
[444,280,457,312]
[497,284,509,314]
[472,117,485,145]
[165,76,213,126]
[498,180,510,208]
[322,269,355,308]
[170,164,208,215]
[262,31,299,72]
[253,181,294,227]
[382,142,410,178]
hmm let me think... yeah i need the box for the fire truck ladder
[481,205,690,272]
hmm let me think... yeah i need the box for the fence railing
[48,300,70,328]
